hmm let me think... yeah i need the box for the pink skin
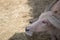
[25,11,55,36]
[51,0,60,15]
[25,0,60,40]
[25,12,58,40]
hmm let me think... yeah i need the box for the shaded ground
[0,0,56,40]
[9,32,27,40]
[28,0,55,18]
[9,32,51,40]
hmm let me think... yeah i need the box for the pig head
[25,11,54,36]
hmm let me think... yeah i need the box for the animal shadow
[9,32,27,40]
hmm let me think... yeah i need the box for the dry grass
[0,0,56,40]
[0,0,31,40]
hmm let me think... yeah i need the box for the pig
[25,0,60,40]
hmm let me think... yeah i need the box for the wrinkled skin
[25,0,60,40]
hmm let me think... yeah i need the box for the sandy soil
[0,0,55,40]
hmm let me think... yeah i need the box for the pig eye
[42,21,47,24]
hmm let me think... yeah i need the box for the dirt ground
[0,0,55,40]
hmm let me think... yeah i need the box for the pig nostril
[25,27,30,31]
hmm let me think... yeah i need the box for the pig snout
[25,26,34,36]
[25,21,40,36]
[25,27,30,31]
